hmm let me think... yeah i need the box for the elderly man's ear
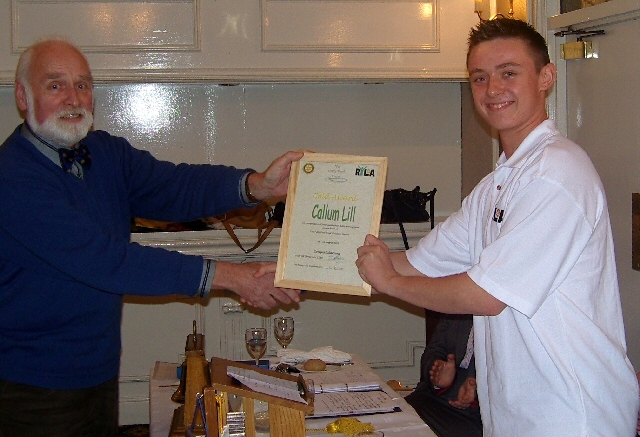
[15,82,28,115]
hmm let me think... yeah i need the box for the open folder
[311,390,399,418]
[306,366,400,418]
[310,367,382,393]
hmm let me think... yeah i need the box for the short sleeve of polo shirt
[408,175,597,319]
[471,178,595,317]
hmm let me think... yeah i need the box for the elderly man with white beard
[0,38,302,436]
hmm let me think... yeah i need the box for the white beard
[25,88,94,147]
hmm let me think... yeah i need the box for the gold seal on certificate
[275,153,388,296]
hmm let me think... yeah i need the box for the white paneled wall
[0,0,478,83]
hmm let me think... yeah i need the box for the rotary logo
[303,163,314,174]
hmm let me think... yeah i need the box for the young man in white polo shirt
[356,17,639,436]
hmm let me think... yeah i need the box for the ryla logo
[355,166,375,177]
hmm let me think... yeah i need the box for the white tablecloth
[149,356,436,437]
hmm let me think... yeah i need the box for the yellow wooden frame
[275,152,387,296]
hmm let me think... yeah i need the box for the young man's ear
[539,63,557,92]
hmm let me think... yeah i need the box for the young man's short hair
[467,17,551,71]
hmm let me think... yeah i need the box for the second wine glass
[245,328,267,366]
[273,316,294,349]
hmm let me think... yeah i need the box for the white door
[544,0,640,370]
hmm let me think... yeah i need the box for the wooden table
[149,356,437,437]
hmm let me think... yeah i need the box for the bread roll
[303,358,327,371]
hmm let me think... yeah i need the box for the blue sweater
[0,126,252,389]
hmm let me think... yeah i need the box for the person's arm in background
[430,353,457,393]
[420,316,477,408]
[420,317,456,392]
[449,376,477,409]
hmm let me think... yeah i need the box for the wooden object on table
[169,321,210,437]
[168,350,211,436]
[172,320,205,404]
[205,356,314,437]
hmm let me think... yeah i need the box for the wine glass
[245,328,267,366]
[273,316,294,349]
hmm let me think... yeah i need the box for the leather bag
[213,202,279,254]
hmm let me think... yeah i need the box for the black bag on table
[381,186,436,249]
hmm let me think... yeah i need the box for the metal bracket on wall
[222,302,244,314]
[554,26,606,38]
[555,26,606,60]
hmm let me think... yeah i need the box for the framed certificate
[275,153,387,296]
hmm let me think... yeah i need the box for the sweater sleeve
[110,132,255,221]
[0,130,252,297]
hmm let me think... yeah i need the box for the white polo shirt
[407,120,639,437]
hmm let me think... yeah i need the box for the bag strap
[387,195,410,250]
[221,219,278,253]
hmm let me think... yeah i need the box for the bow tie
[59,144,91,173]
